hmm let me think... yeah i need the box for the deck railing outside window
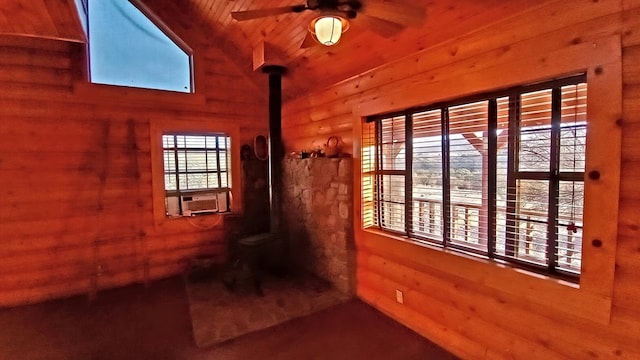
[362,75,586,280]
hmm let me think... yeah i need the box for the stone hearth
[282,157,354,295]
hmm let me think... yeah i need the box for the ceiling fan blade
[231,5,307,21]
[300,31,317,49]
[357,14,405,38]
[361,1,426,26]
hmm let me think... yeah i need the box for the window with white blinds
[162,133,231,214]
[362,75,586,280]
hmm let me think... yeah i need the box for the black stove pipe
[262,65,286,233]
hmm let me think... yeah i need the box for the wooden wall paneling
[0,263,92,293]
[623,66,640,90]
[284,103,350,128]
[622,47,640,104]
[1,184,152,205]
[619,40,640,205]
[357,284,486,360]
[613,236,640,290]
[1,232,95,255]
[358,268,573,359]
[0,64,72,86]
[359,249,638,358]
[0,226,155,261]
[148,242,224,265]
[145,229,226,252]
[95,270,144,292]
[623,6,640,46]
[0,34,77,51]
[0,46,71,68]
[624,85,640,106]
[357,236,638,357]
[358,231,611,319]
[608,306,640,353]
[622,92,640,116]
[624,0,640,11]
[278,1,639,358]
[282,113,353,140]
[614,0,640,344]
[0,175,151,203]
[615,199,640,237]
[146,262,186,282]
[203,98,265,117]
[0,0,268,306]
[0,116,149,142]
[0,198,153,223]
[353,16,617,112]
[0,95,260,125]
[0,150,152,172]
[0,245,94,275]
[0,279,92,308]
[0,83,73,102]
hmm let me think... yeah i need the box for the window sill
[154,211,231,233]
[165,211,232,220]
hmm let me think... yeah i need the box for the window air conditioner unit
[181,192,219,216]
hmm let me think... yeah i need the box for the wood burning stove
[224,65,287,296]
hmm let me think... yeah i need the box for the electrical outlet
[396,289,404,304]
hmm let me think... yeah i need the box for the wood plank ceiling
[0,0,548,101]
[185,0,548,100]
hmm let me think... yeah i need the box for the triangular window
[76,0,193,93]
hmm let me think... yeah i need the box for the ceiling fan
[231,0,426,48]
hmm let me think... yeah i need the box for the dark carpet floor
[0,276,457,360]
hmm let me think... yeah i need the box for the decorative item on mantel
[288,136,350,159]
[324,136,341,158]
[293,149,323,159]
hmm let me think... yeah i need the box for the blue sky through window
[88,0,192,93]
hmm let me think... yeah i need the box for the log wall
[282,0,640,358]
[0,2,268,307]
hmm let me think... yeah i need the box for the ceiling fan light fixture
[311,16,349,46]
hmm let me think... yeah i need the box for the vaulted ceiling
[0,0,547,101]
[183,0,546,100]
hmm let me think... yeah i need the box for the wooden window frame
[150,118,242,232]
[353,35,622,325]
[367,76,586,281]
[162,133,232,214]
